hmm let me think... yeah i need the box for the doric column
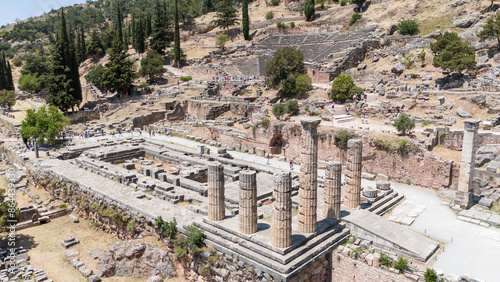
[344,139,363,208]
[455,119,481,209]
[208,161,225,221]
[272,172,292,248]
[324,161,342,219]
[239,170,257,234]
[298,118,321,233]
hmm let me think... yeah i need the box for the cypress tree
[146,13,152,37]
[242,0,250,40]
[6,61,14,91]
[173,0,182,66]
[0,52,7,90]
[101,35,135,95]
[134,18,146,56]
[304,0,315,21]
[115,2,124,50]
[151,0,169,55]
[79,24,87,63]
[87,30,105,59]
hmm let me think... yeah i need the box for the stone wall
[68,110,101,124]
[187,101,230,120]
[437,128,500,151]
[187,123,454,188]
[132,111,169,129]
[290,253,331,282]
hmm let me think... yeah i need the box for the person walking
[289,160,294,171]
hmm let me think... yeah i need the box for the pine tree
[151,0,170,55]
[78,24,87,64]
[101,36,135,95]
[212,0,239,30]
[87,30,105,59]
[242,0,250,40]
[304,0,315,21]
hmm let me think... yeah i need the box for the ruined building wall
[132,111,169,128]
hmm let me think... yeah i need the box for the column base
[454,191,473,209]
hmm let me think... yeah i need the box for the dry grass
[432,145,462,164]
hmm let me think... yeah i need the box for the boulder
[459,24,495,50]
[452,17,478,28]
[148,276,164,282]
[478,197,494,208]
[69,214,79,223]
[456,108,472,118]
[357,64,367,70]
[471,94,486,107]
[425,30,442,39]
[375,84,386,95]
[387,25,398,35]
[391,62,405,74]
[477,55,489,63]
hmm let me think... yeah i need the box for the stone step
[373,194,405,216]
[367,190,395,212]
[335,116,356,124]
[198,222,349,278]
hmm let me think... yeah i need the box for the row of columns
[207,118,363,248]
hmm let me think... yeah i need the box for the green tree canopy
[272,103,287,120]
[351,0,366,9]
[216,33,229,50]
[478,11,500,45]
[151,0,170,55]
[393,113,415,135]
[330,74,363,101]
[430,32,476,75]
[20,105,70,145]
[211,0,239,30]
[100,36,136,95]
[140,50,165,81]
[265,47,306,88]
[304,0,315,21]
[19,74,41,94]
[295,73,313,96]
[87,30,105,59]
[0,90,16,109]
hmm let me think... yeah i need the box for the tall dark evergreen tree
[47,10,81,112]
[87,30,105,59]
[242,0,249,40]
[101,36,135,95]
[76,24,87,64]
[146,12,153,37]
[0,52,7,90]
[115,2,124,50]
[151,0,170,55]
[173,0,182,65]
[134,18,146,56]
[304,0,315,21]
[6,61,14,91]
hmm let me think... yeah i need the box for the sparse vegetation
[349,13,362,26]
[379,252,393,267]
[186,224,204,250]
[334,130,355,150]
[395,256,408,273]
[393,113,415,135]
[424,268,437,282]
[397,19,420,35]
[266,11,275,20]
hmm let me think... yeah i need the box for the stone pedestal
[324,161,341,219]
[376,181,391,191]
[239,170,257,234]
[208,162,225,221]
[272,172,292,248]
[298,118,321,233]
[455,119,481,209]
[344,139,363,208]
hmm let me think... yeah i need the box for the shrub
[402,56,414,69]
[261,118,271,128]
[330,74,363,102]
[271,0,281,5]
[186,224,204,250]
[421,120,430,126]
[266,11,274,20]
[285,100,299,114]
[334,130,354,150]
[340,0,348,6]
[397,19,419,35]
[59,204,68,209]
[419,49,426,62]
[295,73,312,95]
[290,22,296,28]
[395,256,408,273]
[411,73,417,79]
[349,13,362,26]
[424,268,437,282]
[379,253,393,267]
[374,139,392,151]
[180,76,192,82]
[399,139,409,154]
[12,56,22,67]
[199,265,209,276]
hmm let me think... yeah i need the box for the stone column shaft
[239,170,257,234]
[455,119,480,209]
[208,162,225,221]
[298,118,321,233]
[324,161,342,219]
[344,139,362,208]
[272,172,292,248]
